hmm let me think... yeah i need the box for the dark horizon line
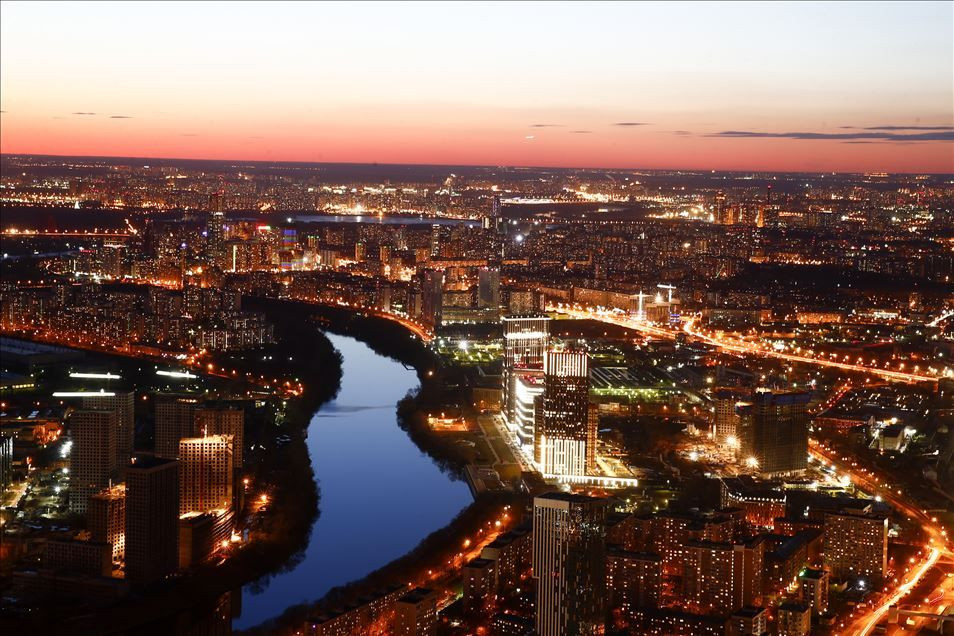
[1,151,951,177]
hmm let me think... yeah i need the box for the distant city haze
[1,1,952,173]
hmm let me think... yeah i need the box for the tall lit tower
[82,390,135,477]
[502,315,550,437]
[533,492,606,636]
[69,409,117,514]
[736,390,810,476]
[178,435,234,515]
[535,344,590,477]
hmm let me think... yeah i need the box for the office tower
[125,456,179,585]
[535,345,590,477]
[178,435,234,515]
[194,406,244,469]
[682,538,764,614]
[69,409,117,514]
[502,314,550,434]
[777,602,811,636]
[155,393,203,459]
[736,390,810,476]
[606,546,662,615]
[533,492,606,636]
[354,241,366,262]
[89,483,126,562]
[798,567,829,615]
[394,587,438,636]
[823,509,888,579]
[379,244,391,263]
[0,433,12,488]
[206,208,225,263]
[421,269,444,328]
[82,390,135,475]
[478,266,501,311]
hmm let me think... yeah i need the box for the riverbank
[0,302,344,635]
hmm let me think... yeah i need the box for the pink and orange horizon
[2,1,952,174]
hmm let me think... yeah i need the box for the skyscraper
[477,266,501,312]
[501,314,550,434]
[178,435,234,515]
[736,390,810,476]
[89,483,126,562]
[533,492,606,636]
[823,509,888,580]
[69,409,117,514]
[154,393,203,460]
[82,389,135,476]
[535,345,591,477]
[125,456,179,585]
[194,406,244,469]
[420,269,444,328]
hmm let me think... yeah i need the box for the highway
[550,305,939,385]
[811,441,954,635]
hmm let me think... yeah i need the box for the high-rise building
[798,567,829,615]
[0,433,13,489]
[606,546,661,615]
[461,557,497,616]
[478,267,501,311]
[69,409,117,514]
[178,435,234,515]
[777,602,811,636]
[88,483,126,562]
[728,606,767,635]
[429,223,442,257]
[206,207,225,264]
[82,390,135,475]
[420,269,444,328]
[533,492,606,636]
[394,587,438,636]
[125,456,179,585]
[502,315,550,434]
[535,345,590,477]
[154,393,203,460]
[194,406,244,469]
[823,509,888,580]
[682,538,764,615]
[713,388,747,445]
[736,390,810,476]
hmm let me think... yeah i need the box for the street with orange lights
[550,305,941,385]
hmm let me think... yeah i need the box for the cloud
[709,130,954,142]
[840,125,954,131]
[72,111,97,115]
[671,130,691,135]
[109,115,133,119]
[613,122,651,126]
[570,130,593,134]
[529,124,564,128]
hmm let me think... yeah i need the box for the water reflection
[235,334,472,629]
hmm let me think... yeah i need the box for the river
[235,333,473,629]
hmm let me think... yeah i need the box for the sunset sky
[1,1,952,173]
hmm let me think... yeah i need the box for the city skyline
[1,1,952,173]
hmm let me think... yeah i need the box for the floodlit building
[535,345,590,477]
[823,509,888,580]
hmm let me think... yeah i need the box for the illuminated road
[2,228,132,238]
[550,306,939,384]
[810,442,954,635]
